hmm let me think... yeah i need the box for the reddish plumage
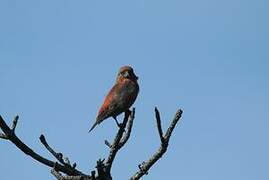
[89,66,139,132]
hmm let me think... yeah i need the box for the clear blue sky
[1,0,268,179]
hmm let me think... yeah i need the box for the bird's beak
[123,71,130,78]
[123,71,138,80]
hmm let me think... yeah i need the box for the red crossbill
[89,66,139,132]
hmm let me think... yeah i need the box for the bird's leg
[113,116,122,128]
[125,109,131,116]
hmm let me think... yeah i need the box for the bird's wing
[95,83,122,123]
[96,80,138,124]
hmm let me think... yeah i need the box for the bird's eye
[122,71,130,78]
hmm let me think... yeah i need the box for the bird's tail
[88,121,98,133]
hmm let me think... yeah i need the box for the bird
[89,66,139,132]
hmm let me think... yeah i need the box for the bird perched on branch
[89,66,139,132]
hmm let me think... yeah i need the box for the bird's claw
[118,123,123,128]
[117,123,126,132]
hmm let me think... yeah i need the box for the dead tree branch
[130,108,183,180]
[118,109,135,148]
[0,107,183,180]
[39,134,77,169]
[155,107,165,144]
[51,168,89,180]
[104,108,135,174]
[0,115,86,177]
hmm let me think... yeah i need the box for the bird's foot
[114,118,121,127]
[116,122,126,132]
[118,123,124,129]
[125,109,131,116]
[114,117,126,131]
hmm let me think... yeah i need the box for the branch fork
[0,115,85,177]
[130,107,183,180]
[0,107,183,180]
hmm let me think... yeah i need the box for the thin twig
[39,134,77,169]
[104,109,134,173]
[40,134,68,166]
[104,140,112,148]
[130,108,183,180]
[155,107,165,143]
[164,109,183,140]
[1,107,182,180]
[51,169,86,180]
[11,115,19,132]
[0,115,85,176]
[118,108,135,148]
[0,132,8,139]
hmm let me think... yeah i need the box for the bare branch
[51,169,64,180]
[0,132,8,139]
[118,108,135,148]
[104,108,134,173]
[39,134,76,168]
[39,134,63,164]
[0,115,85,176]
[155,107,165,143]
[104,140,112,148]
[11,115,19,132]
[130,108,183,180]
[0,116,19,140]
[51,169,87,180]
[164,109,183,140]
[1,107,182,180]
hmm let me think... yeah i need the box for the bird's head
[117,66,138,82]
